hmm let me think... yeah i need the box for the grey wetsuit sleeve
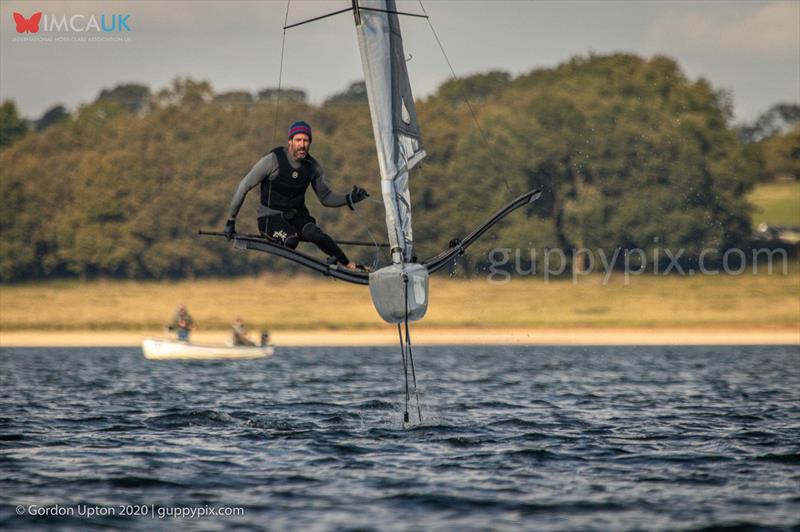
[228,154,279,218]
[311,166,348,208]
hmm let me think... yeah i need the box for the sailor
[231,317,255,347]
[224,121,370,272]
[167,303,195,342]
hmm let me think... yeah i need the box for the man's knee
[301,223,328,243]
[284,235,299,249]
[301,222,348,264]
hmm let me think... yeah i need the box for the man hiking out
[224,121,370,272]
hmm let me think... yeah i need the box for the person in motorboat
[224,120,371,273]
[231,317,256,346]
[167,303,195,342]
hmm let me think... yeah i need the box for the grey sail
[355,0,426,265]
[354,0,429,323]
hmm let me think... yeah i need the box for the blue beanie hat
[288,120,312,140]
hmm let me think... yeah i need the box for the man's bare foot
[344,261,371,273]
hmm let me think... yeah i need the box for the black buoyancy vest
[261,147,318,212]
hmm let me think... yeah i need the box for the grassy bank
[1,267,798,332]
[748,181,800,226]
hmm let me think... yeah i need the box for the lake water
[1,345,798,531]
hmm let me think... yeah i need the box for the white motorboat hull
[142,338,274,360]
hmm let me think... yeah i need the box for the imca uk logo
[13,12,42,33]
[12,11,131,33]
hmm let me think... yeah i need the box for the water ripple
[1,344,798,531]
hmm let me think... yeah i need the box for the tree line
[1,53,796,281]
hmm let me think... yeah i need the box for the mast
[353,0,426,265]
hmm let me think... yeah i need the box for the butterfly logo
[13,12,42,33]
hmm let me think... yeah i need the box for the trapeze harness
[259,147,349,264]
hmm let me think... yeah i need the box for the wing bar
[422,188,542,274]
[199,232,370,285]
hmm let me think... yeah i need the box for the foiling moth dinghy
[201,0,542,422]
[142,338,274,360]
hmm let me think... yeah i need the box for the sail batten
[355,0,425,264]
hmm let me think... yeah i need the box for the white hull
[142,338,274,360]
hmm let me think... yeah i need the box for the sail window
[401,98,411,125]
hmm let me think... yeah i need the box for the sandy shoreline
[1,327,798,347]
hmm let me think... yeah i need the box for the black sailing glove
[346,186,370,210]
[224,218,236,240]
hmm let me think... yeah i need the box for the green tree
[0,55,765,281]
[442,54,756,272]
[0,100,28,149]
[97,83,151,113]
[740,103,800,182]
[324,81,367,105]
[35,104,70,132]
[214,91,254,105]
[759,125,800,180]
[436,70,511,103]
[740,103,800,144]
[257,88,307,103]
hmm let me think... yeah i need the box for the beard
[289,145,308,160]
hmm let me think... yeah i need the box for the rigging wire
[416,0,515,199]
[273,1,384,267]
[350,201,386,270]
